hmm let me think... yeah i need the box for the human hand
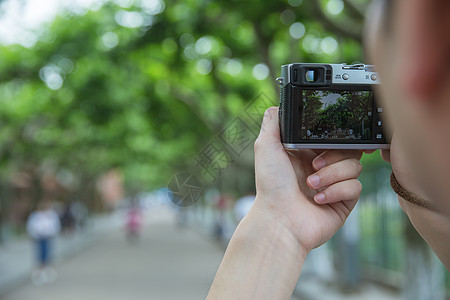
[252,107,363,253]
[207,107,365,299]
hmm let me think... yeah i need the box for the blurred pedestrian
[26,200,61,286]
[71,200,88,230]
[60,202,76,235]
[126,206,143,242]
[213,194,230,241]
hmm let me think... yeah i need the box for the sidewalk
[1,206,230,300]
[0,212,124,297]
[1,205,405,300]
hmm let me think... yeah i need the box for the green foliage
[0,0,372,197]
[303,91,373,139]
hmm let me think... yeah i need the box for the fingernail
[314,193,325,204]
[313,157,326,170]
[308,175,320,187]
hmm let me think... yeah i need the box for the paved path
[0,212,125,296]
[1,206,400,300]
[2,208,225,300]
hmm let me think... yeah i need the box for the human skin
[366,0,450,268]
[207,107,364,299]
[208,1,450,297]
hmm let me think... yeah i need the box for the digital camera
[277,63,390,149]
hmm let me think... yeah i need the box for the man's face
[365,0,450,202]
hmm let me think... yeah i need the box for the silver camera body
[277,63,390,149]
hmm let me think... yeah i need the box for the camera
[277,63,390,149]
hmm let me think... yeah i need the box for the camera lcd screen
[301,90,374,141]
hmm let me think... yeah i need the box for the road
[1,205,402,300]
[3,208,225,300]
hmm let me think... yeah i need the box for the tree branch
[311,0,362,43]
[342,0,367,20]
[170,88,222,135]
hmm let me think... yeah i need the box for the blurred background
[0,0,448,299]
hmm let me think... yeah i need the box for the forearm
[207,204,308,299]
[398,196,450,270]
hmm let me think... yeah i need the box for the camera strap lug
[342,64,365,70]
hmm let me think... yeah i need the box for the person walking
[26,200,61,286]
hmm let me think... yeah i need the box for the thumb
[255,107,281,147]
[254,106,294,195]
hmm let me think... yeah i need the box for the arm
[207,207,307,299]
[207,107,364,299]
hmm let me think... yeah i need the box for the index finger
[312,149,363,171]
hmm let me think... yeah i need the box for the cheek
[396,86,450,200]
[364,1,450,201]
[421,90,450,170]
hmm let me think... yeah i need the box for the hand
[252,107,364,252]
[207,107,365,299]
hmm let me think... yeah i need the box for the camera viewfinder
[305,70,316,82]
[290,64,332,87]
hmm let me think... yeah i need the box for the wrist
[238,198,309,259]
[223,202,308,298]
[208,200,308,299]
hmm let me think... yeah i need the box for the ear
[395,0,450,100]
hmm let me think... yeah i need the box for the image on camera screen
[301,90,373,141]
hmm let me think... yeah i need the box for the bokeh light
[289,22,306,39]
[327,0,344,15]
[252,63,270,80]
